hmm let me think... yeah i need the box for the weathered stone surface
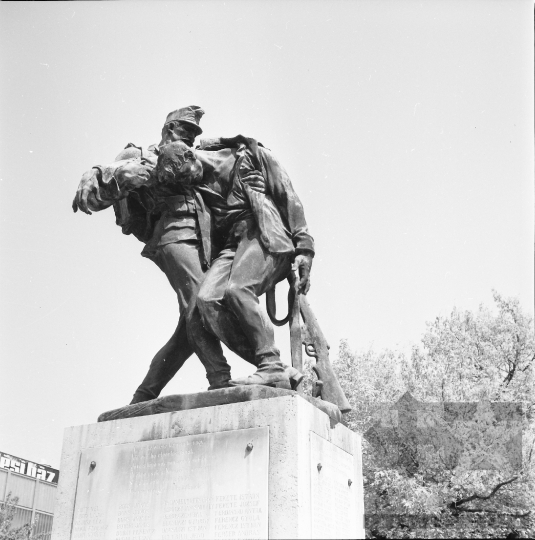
[98,385,342,424]
[71,428,269,540]
[310,431,359,539]
[53,394,364,540]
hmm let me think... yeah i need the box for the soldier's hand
[293,253,313,295]
[72,169,100,215]
[242,171,266,194]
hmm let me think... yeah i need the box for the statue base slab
[98,385,343,424]
[52,393,364,540]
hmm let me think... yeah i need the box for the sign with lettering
[70,427,269,540]
[0,451,59,484]
[310,432,357,540]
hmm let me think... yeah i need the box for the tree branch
[448,476,518,509]
[521,352,535,372]
[453,508,530,517]
[504,363,517,385]
[503,333,522,385]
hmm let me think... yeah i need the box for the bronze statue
[73,107,230,401]
[73,106,350,413]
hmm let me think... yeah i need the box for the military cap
[164,105,204,135]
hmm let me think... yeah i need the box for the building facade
[0,451,59,539]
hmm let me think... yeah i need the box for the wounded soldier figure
[158,138,314,388]
[78,134,314,390]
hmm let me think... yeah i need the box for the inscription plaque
[310,432,357,540]
[71,427,269,540]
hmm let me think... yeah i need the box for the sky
[0,0,533,469]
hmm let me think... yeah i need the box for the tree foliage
[321,291,534,538]
[407,291,534,405]
[0,493,45,540]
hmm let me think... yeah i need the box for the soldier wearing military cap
[159,105,205,147]
[72,106,311,397]
[73,106,257,401]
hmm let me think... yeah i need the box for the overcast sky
[1,0,533,469]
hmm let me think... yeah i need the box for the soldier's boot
[207,370,232,391]
[230,356,303,390]
[285,366,304,391]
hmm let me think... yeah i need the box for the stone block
[52,393,364,539]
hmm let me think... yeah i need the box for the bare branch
[504,364,517,385]
[521,352,535,372]
[448,476,518,509]
[453,508,530,517]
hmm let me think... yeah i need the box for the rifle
[266,272,352,414]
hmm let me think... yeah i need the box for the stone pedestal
[52,389,364,540]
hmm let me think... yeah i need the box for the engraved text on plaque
[71,427,269,540]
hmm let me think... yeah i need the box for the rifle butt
[300,296,352,413]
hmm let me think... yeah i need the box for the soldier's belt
[164,194,196,215]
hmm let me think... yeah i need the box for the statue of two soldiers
[73,106,315,404]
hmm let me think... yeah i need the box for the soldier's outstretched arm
[72,154,158,215]
[72,168,116,215]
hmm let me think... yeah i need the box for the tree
[0,493,46,540]
[322,292,534,539]
[406,291,534,405]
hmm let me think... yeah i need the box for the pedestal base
[52,391,364,539]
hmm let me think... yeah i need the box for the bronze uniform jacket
[97,137,314,265]
[95,144,213,269]
[199,136,315,257]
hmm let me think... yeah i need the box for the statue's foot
[130,392,155,405]
[207,370,232,391]
[130,397,150,405]
[207,381,232,390]
[229,370,287,387]
[229,366,304,390]
[286,366,304,391]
